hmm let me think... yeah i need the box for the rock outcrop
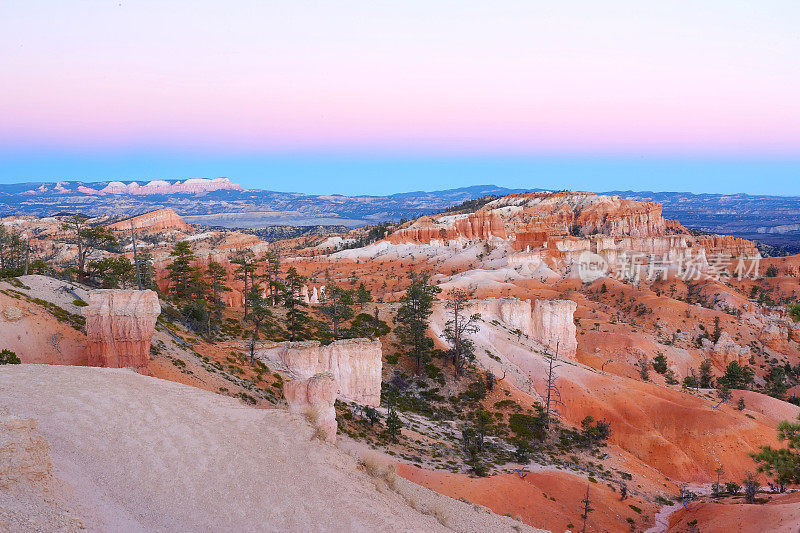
[84,290,161,370]
[0,414,53,490]
[703,331,750,367]
[532,299,578,358]
[108,208,190,232]
[282,373,339,443]
[258,338,382,407]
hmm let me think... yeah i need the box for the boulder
[84,290,161,370]
[283,372,339,443]
[2,306,23,322]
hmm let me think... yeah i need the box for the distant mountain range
[1,179,798,252]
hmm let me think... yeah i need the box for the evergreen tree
[231,249,258,318]
[0,349,21,365]
[699,359,714,388]
[750,413,800,491]
[87,256,135,288]
[166,241,200,300]
[356,282,371,310]
[283,267,311,341]
[206,260,231,335]
[717,361,755,390]
[320,284,354,339]
[395,272,440,374]
[135,248,155,289]
[264,251,282,305]
[60,215,117,277]
[245,285,277,365]
[652,353,668,374]
[385,409,403,443]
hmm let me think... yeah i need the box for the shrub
[0,349,21,364]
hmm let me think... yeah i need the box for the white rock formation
[532,299,578,358]
[259,338,382,407]
[468,297,578,358]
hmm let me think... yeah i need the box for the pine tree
[60,215,117,278]
[245,284,277,365]
[356,282,371,310]
[206,260,231,335]
[264,251,282,305]
[385,409,403,443]
[231,249,258,318]
[166,241,200,300]
[395,272,440,374]
[283,267,311,341]
[320,284,354,339]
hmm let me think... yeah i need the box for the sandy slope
[0,365,541,532]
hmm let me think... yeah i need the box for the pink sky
[1,1,799,155]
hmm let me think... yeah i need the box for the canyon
[2,189,800,532]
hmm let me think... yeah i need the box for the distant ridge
[0,180,798,251]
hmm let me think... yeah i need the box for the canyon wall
[84,290,161,370]
[259,338,382,407]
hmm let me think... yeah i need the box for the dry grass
[359,452,448,526]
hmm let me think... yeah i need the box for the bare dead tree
[580,484,593,533]
[544,342,564,431]
[443,289,481,379]
[49,332,62,354]
[130,220,142,290]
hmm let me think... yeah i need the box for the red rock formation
[283,372,339,442]
[389,211,507,244]
[108,208,191,232]
[258,338,382,407]
[84,290,161,370]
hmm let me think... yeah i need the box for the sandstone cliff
[84,290,161,370]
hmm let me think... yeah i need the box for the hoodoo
[283,372,339,443]
[84,290,161,370]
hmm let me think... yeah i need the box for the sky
[1,1,799,195]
